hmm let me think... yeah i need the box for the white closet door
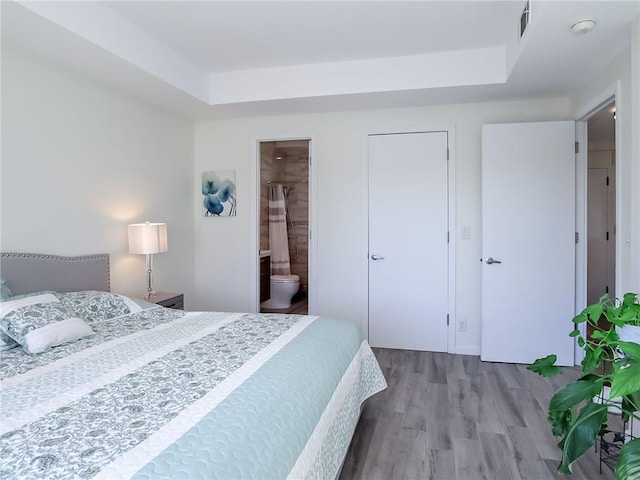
[481,121,575,366]
[368,132,449,352]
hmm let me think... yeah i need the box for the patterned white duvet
[0,304,386,479]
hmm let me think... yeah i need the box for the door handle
[485,257,502,264]
[371,253,385,260]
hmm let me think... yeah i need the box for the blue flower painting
[202,170,236,217]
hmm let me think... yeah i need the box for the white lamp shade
[128,222,168,254]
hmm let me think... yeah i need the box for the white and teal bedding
[0,298,386,479]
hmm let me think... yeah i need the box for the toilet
[262,274,300,309]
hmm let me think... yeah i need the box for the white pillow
[0,293,94,354]
[22,317,94,354]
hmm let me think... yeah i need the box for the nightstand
[146,292,184,310]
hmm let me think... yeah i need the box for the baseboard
[454,345,481,356]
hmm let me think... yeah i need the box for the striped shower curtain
[269,184,291,275]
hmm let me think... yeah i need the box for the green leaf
[592,346,604,365]
[624,391,640,413]
[584,303,604,323]
[600,327,620,344]
[599,293,612,304]
[527,354,562,377]
[619,341,640,360]
[607,306,626,327]
[628,305,640,325]
[573,312,588,324]
[610,362,640,399]
[549,375,603,411]
[557,402,608,475]
[620,309,640,323]
[616,437,640,480]
[548,409,572,437]
[574,299,606,324]
[569,329,580,337]
[610,303,623,314]
[581,348,603,373]
[621,394,640,422]
[591,330,607,339]
[622,292,639,308]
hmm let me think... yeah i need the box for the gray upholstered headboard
[0,253,110,295]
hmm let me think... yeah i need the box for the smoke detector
[570,19,596,34]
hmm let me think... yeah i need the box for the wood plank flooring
[339,348,616,480]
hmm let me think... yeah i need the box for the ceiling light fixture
[570,19,596,34]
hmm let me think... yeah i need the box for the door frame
[574,81,622,364]
[250,132,318,314]
[360,125,456,353]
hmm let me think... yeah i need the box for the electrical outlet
[457,318,467,332]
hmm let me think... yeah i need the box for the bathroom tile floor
[260,297,308,315]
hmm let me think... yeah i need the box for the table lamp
[128,221,168,298]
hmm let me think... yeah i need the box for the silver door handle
[485,257,502,264]
[371,253,385,260]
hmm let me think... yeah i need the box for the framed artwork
[202,170,237,217]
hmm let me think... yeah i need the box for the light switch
[462,226,471,240]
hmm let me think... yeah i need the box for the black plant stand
[599,417,636,473]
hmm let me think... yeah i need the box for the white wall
[194,98,572,353]
[632,17,640,294]
[572,41,639,295]
[1,45,195,302]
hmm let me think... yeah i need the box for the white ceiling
[104,1,516,73]
[2,1,639,120]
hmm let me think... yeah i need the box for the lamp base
[143,290,158,299]
[144,254,157,300]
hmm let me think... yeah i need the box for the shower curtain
[269,184,291,275]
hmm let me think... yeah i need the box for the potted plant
[528,292,640,479]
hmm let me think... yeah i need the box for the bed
[0,253,386,479]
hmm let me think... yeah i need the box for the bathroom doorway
[258,139,310,314]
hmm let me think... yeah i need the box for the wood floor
[339,348,616,480]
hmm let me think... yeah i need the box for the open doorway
[258,140,310,315]
[586,101,616,337]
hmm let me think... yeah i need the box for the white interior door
[368,132,448,352]
[587,168,610,304]
[481,121,575,366]
[587,149,616,306]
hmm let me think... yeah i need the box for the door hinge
[446,148,450,161]
[606,231,609,241]
[575,141,579,154]
[447,231,450,243]
[447,314,450,326]
[606,176,610,186]
[575,232,579,244]
[309,229,312,240]
[606,285,609,294]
